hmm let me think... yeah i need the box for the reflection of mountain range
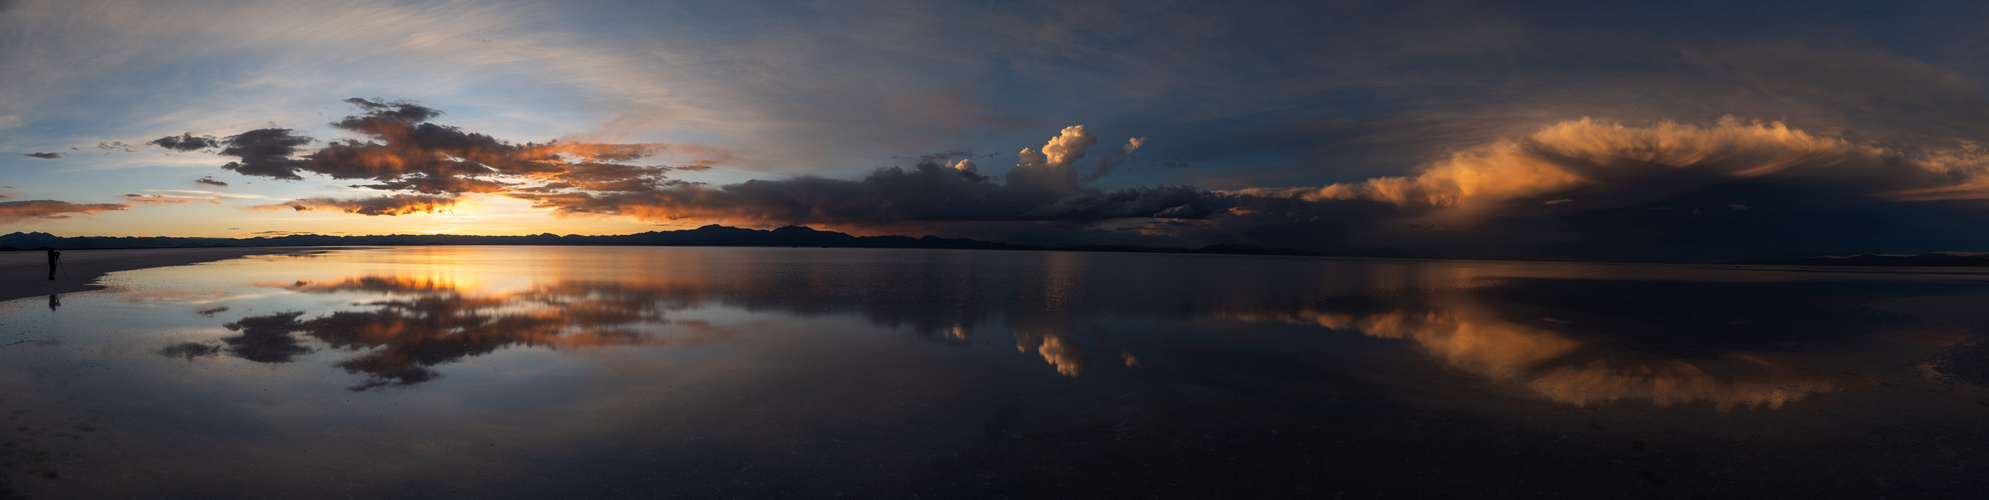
[0,225,1320,256]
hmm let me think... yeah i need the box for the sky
[4,0,1989,261]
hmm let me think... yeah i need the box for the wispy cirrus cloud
[122,193,222,205]
[121,193,195,205]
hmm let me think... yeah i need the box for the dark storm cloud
[148,132,221,152]
[0,199,131,223]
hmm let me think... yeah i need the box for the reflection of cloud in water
[1015,329,1088,377]
[157,342,222,361]
[167,276,725,391]
[221,311,317,363]
[1226,298,1838,410]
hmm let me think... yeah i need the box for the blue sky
[4,0,1989,260]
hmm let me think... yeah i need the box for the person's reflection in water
[47,294,59,311]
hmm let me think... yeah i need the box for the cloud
[96,141,136,152]
[254,194,458,216]
[149,132,221,152]
[0,199,131,224]
[193,176,228,187]
[22,152,61,159]
[1010,125,1099,193]
[1122,137,1145,154]
[121,193,195,204]
[218,128,315,180]
[212,98,677,193]
[149,189,275,200]
[0,187,13,199]
[1226,117,1975,226]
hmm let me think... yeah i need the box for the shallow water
[0,246,1985,498]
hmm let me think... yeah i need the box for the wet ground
[0,246,1985,498]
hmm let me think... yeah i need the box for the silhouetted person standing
[47,248,59,280]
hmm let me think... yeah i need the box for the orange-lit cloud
[1884,143,1989,201]
[1229,118,1909,224]
[1220,117,1989,236]
[0,199,131,224]
[1010,125,1098,193]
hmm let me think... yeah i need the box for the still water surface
[1,246,1986,498]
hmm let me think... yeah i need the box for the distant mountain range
[0,225,1323,257]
